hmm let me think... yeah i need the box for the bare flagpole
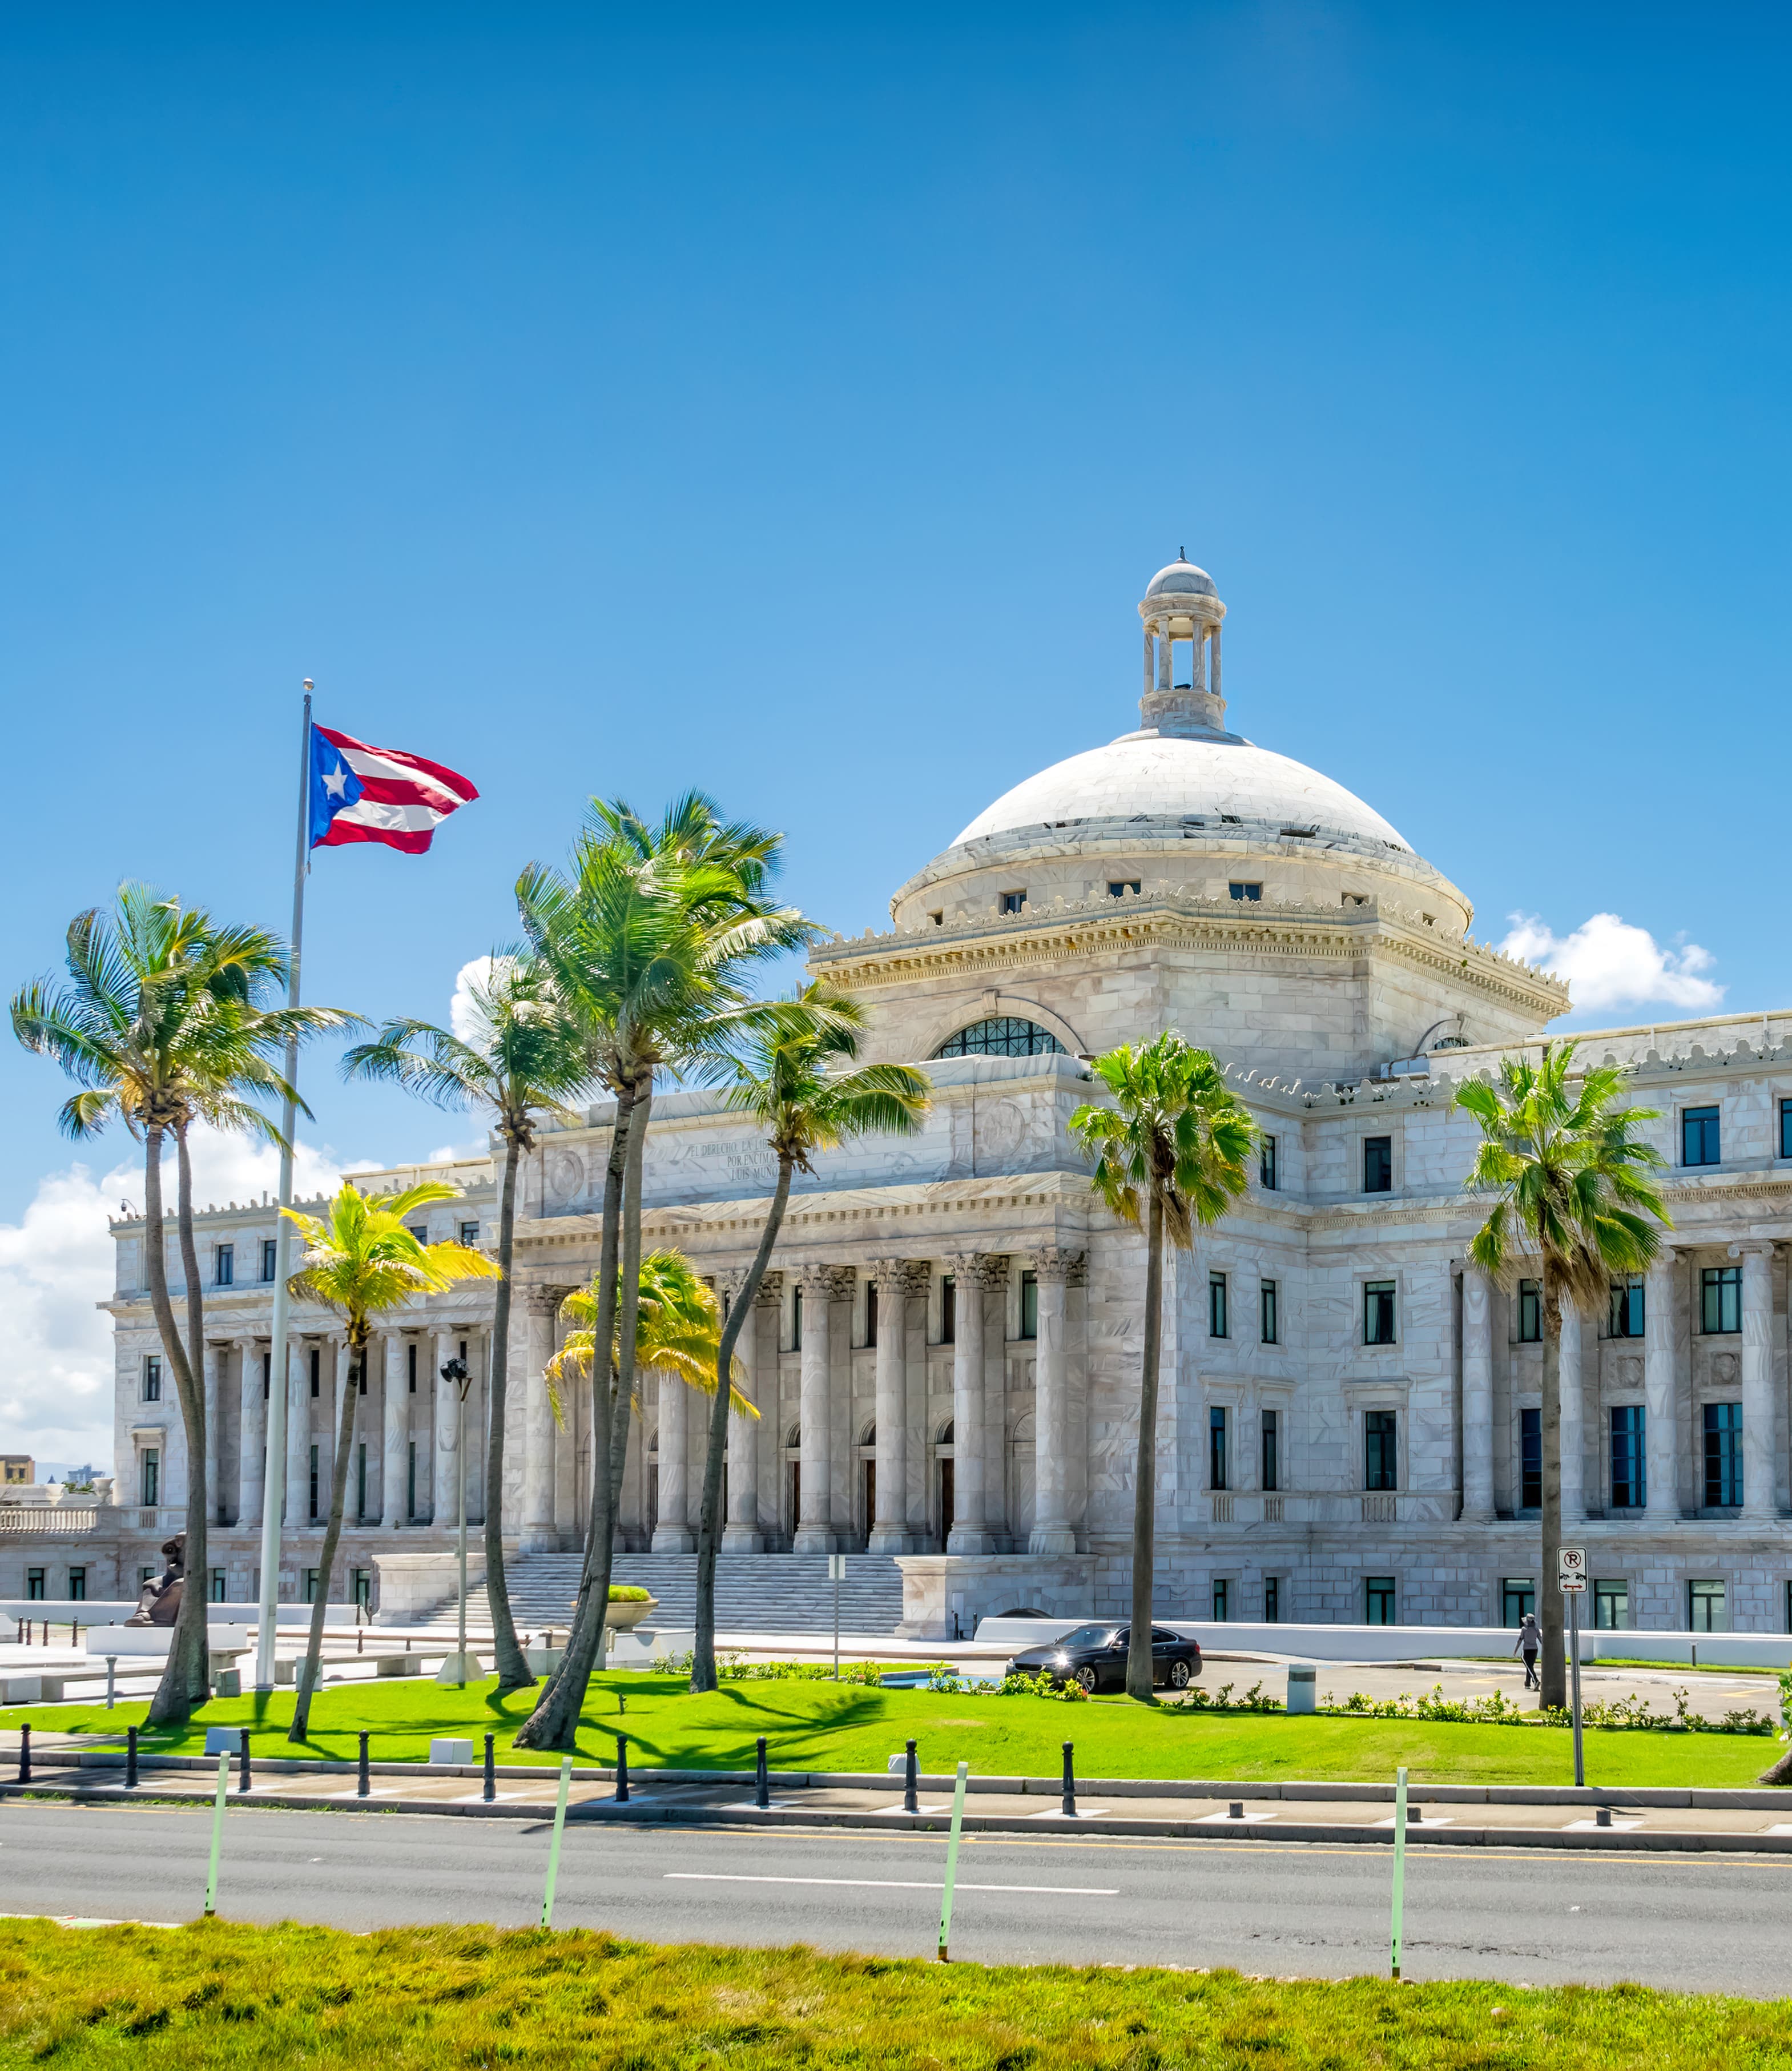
[254,682,314,1689]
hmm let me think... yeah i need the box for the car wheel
[1076,1666,1098,1694]
[1167,1658,1192,1690]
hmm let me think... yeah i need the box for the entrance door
[939,1458,955,1546]
[788,1461,800,1543]
[863,1459,875,1546]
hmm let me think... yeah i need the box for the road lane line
[665,1873,1118,1895]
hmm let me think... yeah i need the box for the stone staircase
[413,1551,907,1639]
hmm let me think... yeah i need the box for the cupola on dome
[1143,558,1217,599]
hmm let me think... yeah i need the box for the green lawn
[2,1674,1782,1788]
[5,1919,1792,2069]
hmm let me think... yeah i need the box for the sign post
[1559,1546,1588,1787]
[828,1552,847,1679]
[1390,1764,1407,1981]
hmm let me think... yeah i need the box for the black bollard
[904,1738,919,1815]
[484,1733,496,1804]
[755,1736,770,1809]
[358,1730,371,1799]
[18,1723,30,1785]
[615,1732,630,1803]
[237,1727,252,1796]
[126,1725,139,1789]
[1061,1740,1076,1819]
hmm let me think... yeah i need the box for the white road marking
[1372,1815,1454,1828]
[1028,1807,1108,1820]
[665,1872,1118,1895]
[1198,1807,1279,1823]
[1564,1816,1642,1832]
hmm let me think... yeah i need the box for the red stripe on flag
[315,723,480,803]
[315,818,438,855]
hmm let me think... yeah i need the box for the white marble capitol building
[19,558,1792,1639]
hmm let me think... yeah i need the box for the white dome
[951,731,1411,851]
[1144,558,1217,599]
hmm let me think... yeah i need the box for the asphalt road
[3,1800,1790,1993]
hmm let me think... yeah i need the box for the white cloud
[449,954,513,1048]
[0,1125,349,1470]
[1499,912,1725,1013]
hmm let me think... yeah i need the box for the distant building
[2,1457,33,1487]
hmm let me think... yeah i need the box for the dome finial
[1138,557,1226,738]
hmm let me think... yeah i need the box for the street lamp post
[434,1355,481,1686]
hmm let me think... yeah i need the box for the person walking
[1515,1611,1541,1691]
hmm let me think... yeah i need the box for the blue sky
[3,4,1789,1450]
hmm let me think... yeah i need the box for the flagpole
[254,682,313,1690]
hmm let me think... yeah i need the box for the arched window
[933,1016,1064,1060]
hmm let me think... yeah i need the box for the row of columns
[1461,1244,1777,1524]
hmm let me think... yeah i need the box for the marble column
[381,1330,409,1531]
[1210,621,1222,703]
[315,1334,346,1523]
[1155,617,1171,693]
[521,1288,560,1552]
[1558,1302,1585,1525]
[432,1326,459,1535]
[867,1260,926,1553]
[201,1341,222,1526]
[795,1265,852,1552]
[1733,1241,1776,1520]
[236,1335,264,1529]
[651,1366,693,1551]
[945,1254,1004,1555]
[284,1338,309,1528]
[1029,1249,1084,1554]
[1644,1258,1679,1519]
[723,1272,779,1553]
[1460,1266,1495,1524]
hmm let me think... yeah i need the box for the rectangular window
[1364,1409,1398,1491]
[1107,879,1141,898]
[407,1440,417,1521]
[408,1341,417,1394]
[353,1568,372,1611]
[1259,1134,1278,1191]
[26,1568,45,1600]
[1020,1270,1038,1341]
[1260,1278,1279,1345]
[210,1568,227,1603]
[356,1442,368,1523]
[1264,1576,1279,1623]
[1610,1404,1646,1509]
[864,1280,879,1349]
[998,890,1026,914]
[262,1238,279,1281]
[1209,1406,1229,1491]
[1682,1104,1721,1167]
[406,1222,428,1245]
[939,1274,954,1345]
[1517,1279,1541,1343]
[1704,1401,1743,1507]
[1520,1406,1541,1509]
[67,1567,86,1602]
[1363,1136,1393,1193]
[309,1443,320,1521]
[456,1221,477,1246]
[1229,881,1262,902]
[215,1242,234,1286]
[143,1356,161,1402]
[1211,1578,1229,1621]
[1364,1281,1396,1346]
[138,1449,160,1507]
[1609,1276,1645,1339]
[309,1346,321,1398]
[1782,1099,1792,1161]
[1365,1577,1396,1626]
[1502,1577,1536,1626]
[1688,1579,1726,1632]
[263,1352,271,1400]
[1595,1579,1630,1630]
[1702,1266,1742,1334]
[1261,1408,1279,1493]
[304,1567,321,1605]
[1209,1272,1229,1339]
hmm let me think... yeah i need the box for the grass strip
[5,1917,1792,2068]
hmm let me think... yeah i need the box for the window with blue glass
[1782,1098,1792,1161]
[1610,1404,1646,1508]
[933,1015,1062,1058]
[1502,1577,1535,1626]
[1688,1579,1726,1632]
[1364,1281,1397,1346]
[1363,1135,1392,1193]
[1608,1275,1645,1339]
[1365,1576,1396,1624]
[1209,1272,1229,1339]
[1682,1104,1721,1167]
[1364,1410,1398,1490]
[1517,1279,1541,1343]
[1209,1406,1229,1491]
[1259,1134,1278,1191]
[1704,1402,1743,1507]
[1702,1265,1742,1334]
[214,1242,233,1286]
[261,1238,279,1281]
[1520,1406,1541,1509]
[1259,1278,1279,1345]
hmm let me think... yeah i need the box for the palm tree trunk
[170,1123,211,1711]
[691,1155,792,1693]
[289,1329,367,1740]
[1539,1283,1567,1712]
[516,1080,638,1751]
[140,1125,208,1728]
[1126,1187,1165,1704]
[483,1134,531,1692]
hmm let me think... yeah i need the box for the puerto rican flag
[308,722,479,854]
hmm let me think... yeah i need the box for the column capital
[524,1283,566,1319]
[867,1256,931,1296]
[1029,1246,1086,1286]
[796,1262,856,1302]
[1728,1240,1779,1260]
[944,1251,1010,1293]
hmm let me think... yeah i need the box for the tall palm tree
[1070,1034,1256,1703]
[280,1180,502,1739]
[341,956,588,1691]
[688,982,931,1692]
[512,796,812,1751]
[1456,1039,1669,1711]
[546,1248,754,1423]
[11,886,347,1724]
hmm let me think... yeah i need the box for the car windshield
[1054,1624,1121,1650]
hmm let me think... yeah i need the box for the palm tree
[512,796,812,1751]
[280,1180,502,1739]
[545,1248,755,1429]
[11,886,347,1725]
[1456,1039,1669,1712]
[1070,1034,1256,1703]
[688,982,931,1692]
[341,956,588,1691]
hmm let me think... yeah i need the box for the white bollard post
[1390,1764,1407,1981]
[203,1751,231,1917]
[936,1760,969,1961]
[541,1755,574,1928]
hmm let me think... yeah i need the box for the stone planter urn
[602,1594,657,1634]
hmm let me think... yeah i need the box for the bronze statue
[126,1531,186,1626]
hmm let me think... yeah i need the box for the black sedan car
[1006,1622,1201,1693]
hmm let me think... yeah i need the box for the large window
[1261,1409,1279,1494]
[68,1567,86,1602]
[1517,1280,1541,1343]
[1264,1576,1280,1623]
[939,1275,954,1344]
[933,1016,1062,1059]
[1364,1410,1398,1491]
[1610,1405,1646,1509]
[210,1568,227,1603]
[140,1449,160,1507]
[1259,1135,1278,1191]
[1688,1579,1726,1632]
[1502,1577,1535,1626]
[1365,1577,1396,1625]
[1260,1278,1279,1345]
[1209,1272,1229,1339]
[865,1280,879,1349]
[1364,1281,1396,1346]
[1609,1276,1645,1339]
[1704,1402,1743,1507]
[1229,881,1262,902]
[1520,1406,1541,1509]
[1019,1270,1037,1341]
[1682,1104,1721,1167]
[1363,1136,1392,1193]
[998,891,1026,915]
[142,1356,161,1403]
[214,1242,234,1287]
[1702,1265,1742,1334]
[1212,1578,1230,1620]
[1594,1579,1629,1629]
[791,1284,804,1350]
[26,1568,45,1601]
[1782,1099,1792,1161]
[261,1238,279,1282]
[1209,1407,1229,1491]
